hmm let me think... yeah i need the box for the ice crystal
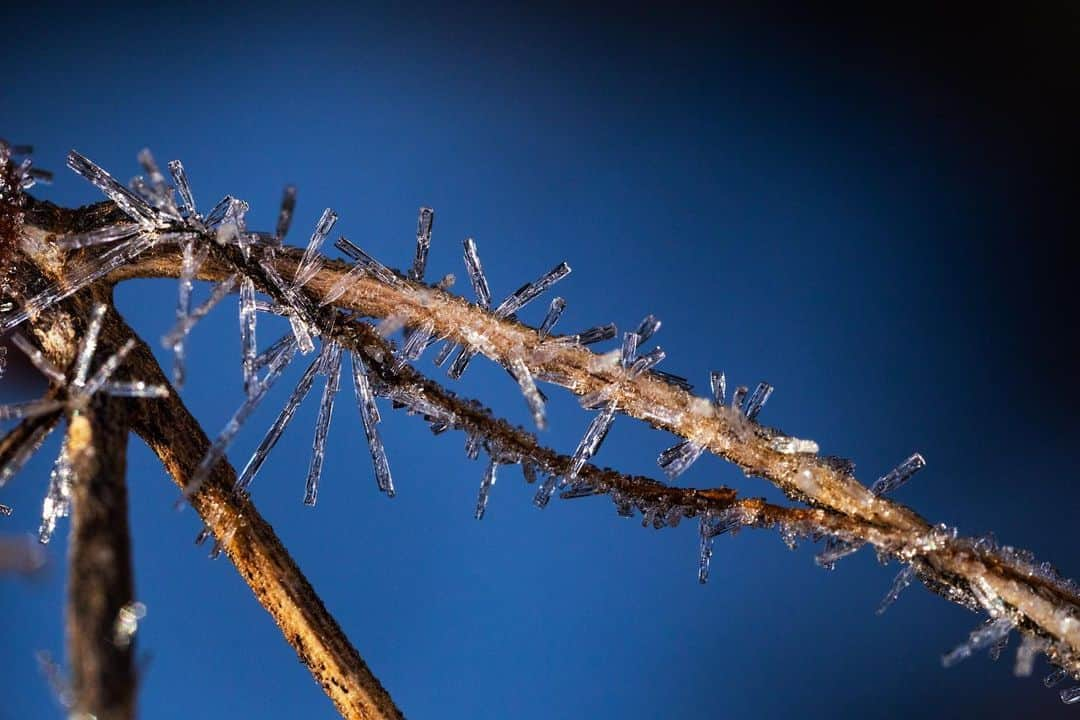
[941,617,1015,668]
[870,453,926,496]
[876,564,917,615]
[698,509,742,583]
[185,336,298,501]
[351,353,395,497]
[539,297,566,338]
[1062,687,1080,705]
[235,351,323,493]
[409,207,435,282]
[743,382,773,420]
[1013,635,1044,677]
[304,342,343,506]
[475,458,499,519]
[574,323,617,346]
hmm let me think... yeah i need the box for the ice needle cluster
[0,303,167,542]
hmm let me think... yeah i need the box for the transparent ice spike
[474,458,498,519]
[743,382,773,420]
[351,353,394,496]
[875,564,916,615]
[295,208,337,288]
[566,401,617,483]
[657,440,705,480]
[409,207,435,282]
[240,276,258,396]
[463,237,491,308]
[304,342,342,506]
[183,336,298,502]
[870,453,926,496]
[68,150,161,226]
[508,355,546,429]
[493,262,571,318]
[538,297,566,338]
[575,323,617,346]
[941,617,1015,668]
[167,159,198,218]
[235,351,323,493]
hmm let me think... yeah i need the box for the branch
[65,392,137,719]
[101,307,404,720]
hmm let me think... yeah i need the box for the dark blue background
[2,3,1077,718]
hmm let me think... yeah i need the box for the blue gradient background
[2,3,1077,718]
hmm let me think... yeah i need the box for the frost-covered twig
[5,147,1079,713]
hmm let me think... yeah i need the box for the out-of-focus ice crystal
[941,617,1015,668]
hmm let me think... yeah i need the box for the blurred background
[1,2,1077,718]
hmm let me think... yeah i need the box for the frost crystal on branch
[870,453,926,496]
[876,564,917,615]
[304,342,343,506]
[351,353,395,497]
[942,617,1015,668]
[409,207,435,282]
[538,297,566,338]
[474,458,498,519]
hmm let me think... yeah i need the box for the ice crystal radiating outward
[1061,687,1080,705]
[574,323,618,346]
[394,320,435,371]
[566,399,618,484]
[295,208,337,288]
[304,342,343,506]
[39,442,74,543]
[409,207,435,282]
[170,240,209,386]
[474,458,499,519]
[743,382,773,420]
[539,297,566,338]
[942,617,1015,668]
[235,353,323,493]
[730,385,748,411]
[492,262,572,318]
[1,232,160,333]
[240,276,258,396]
[184,336,299,502]
[463,237,491,309]
[167,160,197,219]
[698,510,742,583]
[508,354,546,429]
[351,353,395,497]
[870,453,926,496]
[68,151,163,227]
[876,564,917,615]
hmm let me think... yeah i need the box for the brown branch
[65,393,137,720]
[102,307,404,720]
